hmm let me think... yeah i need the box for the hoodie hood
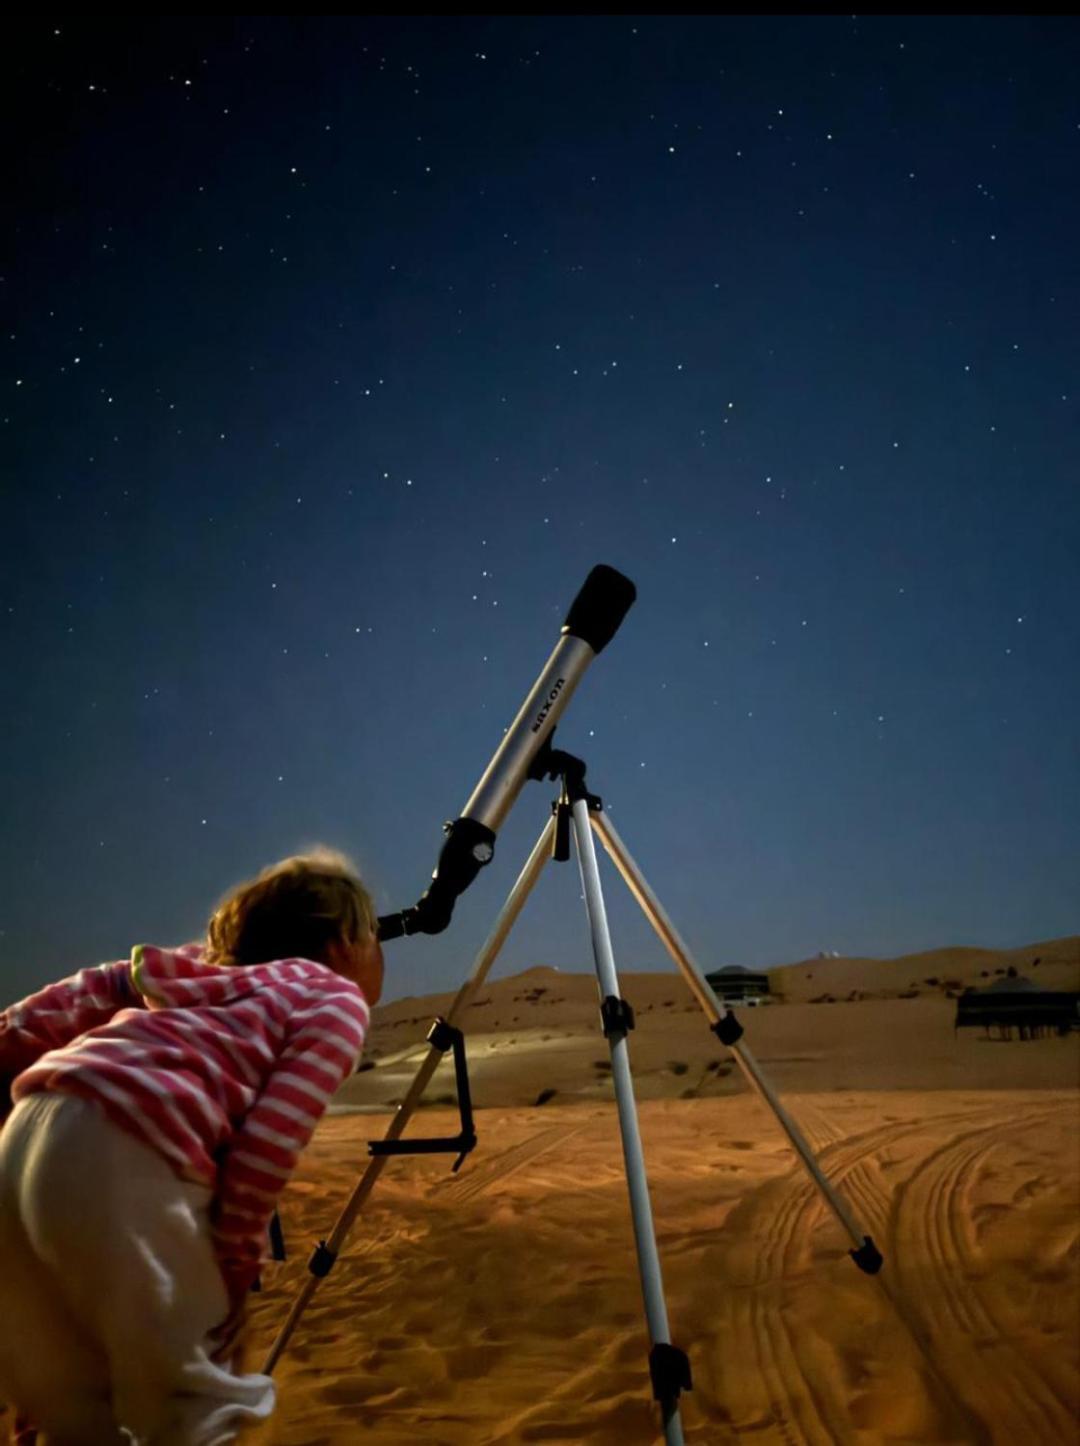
[131,943,335,1010]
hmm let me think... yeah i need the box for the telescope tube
[378,564,635,939]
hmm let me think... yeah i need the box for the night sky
[3,16,1077,1006]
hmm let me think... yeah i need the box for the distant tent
[705,965,770,1004]
[954,970,1079,1040]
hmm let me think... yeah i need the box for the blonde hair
[206,847,377,967]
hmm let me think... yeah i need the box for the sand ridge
[340,935,1079,1113]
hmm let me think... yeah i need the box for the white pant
[0,1093,275,1445]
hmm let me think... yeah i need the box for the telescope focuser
[378,816,495,940]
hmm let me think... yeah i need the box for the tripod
[263,749,880,1446]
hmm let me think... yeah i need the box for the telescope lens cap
[562,565,636,654]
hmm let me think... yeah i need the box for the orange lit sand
[247,939,1078,1444]
[252,1090,1077,1445]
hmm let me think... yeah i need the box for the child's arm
[0,961,140,1111]
[210,984,370,1303]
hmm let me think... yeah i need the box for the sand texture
[244,937,1078,1444]
[252,1090,1077,1445]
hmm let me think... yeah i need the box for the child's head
[206,847,384,1002]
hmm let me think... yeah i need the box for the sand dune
[340,934,1079,1112]
[767,934,1078,1003]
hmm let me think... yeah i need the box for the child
[0,847,384,1445]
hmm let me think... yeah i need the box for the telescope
[377,563,637,941]
[270,559,887,1446]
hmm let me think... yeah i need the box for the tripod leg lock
[600,994,635,1037]
[648,1341,692,1402]
[426,1017,455,1052]
[849,1235,884,1275]
[308,1241,338,1279]
[711,1010,744,1047]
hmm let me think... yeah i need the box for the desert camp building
[705,965,770,1005]
[954,972,1079,1040]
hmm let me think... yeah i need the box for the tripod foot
[850,1235,884,1274]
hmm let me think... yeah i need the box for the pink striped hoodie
[2,944,369,1295]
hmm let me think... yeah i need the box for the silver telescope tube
[378,564,636,939]
[461,633,595,832]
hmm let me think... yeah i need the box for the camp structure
[704,965,771,1006]
[954,970,1079,1040]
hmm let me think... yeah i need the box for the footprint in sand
[612,1333,645,1365]
[972,1202,1010,1240]
[447,1341,504,1379]
[520,1396,656,1440]
[319,1378,422,1410]
[317,1375,381,1406]
[1012,1175,1051,1205]
[733,1410,780,1432]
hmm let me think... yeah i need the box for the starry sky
[3,16,1078,1006]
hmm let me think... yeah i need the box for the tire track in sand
[723,1106,991,1444]
[754,1111,963,1445]
[792,1104,980,1246]
[436,1124,584,1204]
[717,1145,842,1445]
[785,1108,1029,1442]
[890,1105,1073,1443]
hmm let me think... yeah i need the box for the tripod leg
[589,809,881,1272]
[570,799,689,1446]
[262,814,558,1374]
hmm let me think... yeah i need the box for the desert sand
[244,937,1078,1444]
[3,938,1077,1443]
